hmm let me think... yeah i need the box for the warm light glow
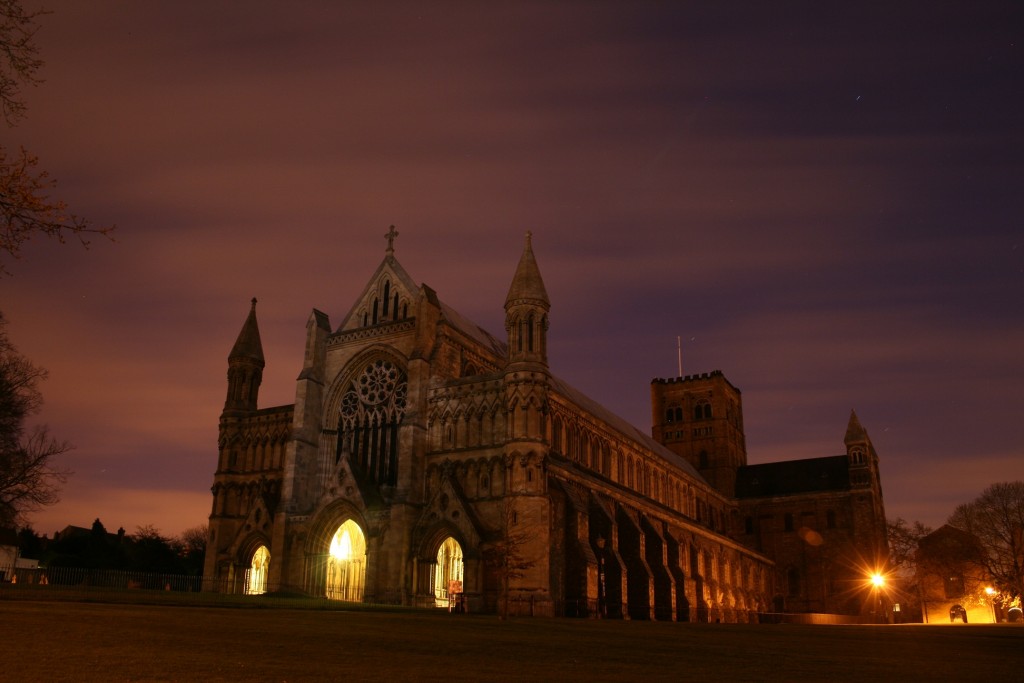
[246,545,270,595]
[985,586,996,596]
[434,536,465,608]
[326,519,366,602]
[871,573,885,588]
[330,529,353,560]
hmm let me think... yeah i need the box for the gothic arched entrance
[433,536,464,608]
[326,519,367,602]
[245,545,270,595]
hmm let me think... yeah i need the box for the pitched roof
[735,455,850,498]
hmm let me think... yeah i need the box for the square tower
[650,371,747,497]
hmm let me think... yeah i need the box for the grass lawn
[1,600,1021,682]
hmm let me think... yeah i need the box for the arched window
[434,537,465,608]
[246,545,270,595]
[326,520,366,602]
[372,298,379,324]
[674,407,683,423]
[336,359,408,486]
[666,408,674,424]
[382,281,391,316]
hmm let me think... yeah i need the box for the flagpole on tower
[677,335,683,378]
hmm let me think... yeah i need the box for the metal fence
[0,564,399,610]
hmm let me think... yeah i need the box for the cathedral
[204,230,888,620]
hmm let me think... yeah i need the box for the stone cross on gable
[385,225,399,254]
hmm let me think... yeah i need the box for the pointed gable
[337,253,421,332]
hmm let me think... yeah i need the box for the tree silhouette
[0,312,69,526]
[948,481,1024,602]
[0,1,112,275]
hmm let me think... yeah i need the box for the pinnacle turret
[225,298,265,413]
[229,298,265,364]
[844,409,866,445]
[504,232,550,366]
[504,231,550,311]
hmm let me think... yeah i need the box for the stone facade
[204,232,887,619]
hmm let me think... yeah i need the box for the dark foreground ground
[2,600,1022,682]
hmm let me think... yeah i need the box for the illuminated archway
[433,536,464,608]
[326,519,366,602]
[246,545,270,595]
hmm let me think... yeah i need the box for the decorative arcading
[328,319,416,346]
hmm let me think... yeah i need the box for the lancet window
[336,359,408,486]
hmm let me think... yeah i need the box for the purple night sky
[3,1,1022,538]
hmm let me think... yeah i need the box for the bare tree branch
[0,1,113,275]
[0,311,72,527]
[0,0,46,126]
[948,482,1024,601]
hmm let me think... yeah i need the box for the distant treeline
[16,519,206,576]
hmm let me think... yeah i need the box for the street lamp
[870,572,885,623]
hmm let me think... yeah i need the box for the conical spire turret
[229,298,265,364]
[505,232,550,366]
[225,298,265,413]
[505,231,550,310]
[844,409,866,446]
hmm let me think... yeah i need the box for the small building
[917,525,998,623]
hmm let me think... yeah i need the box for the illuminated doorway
[326,519,366,602]
[246,545,270,595]
[433,537,464,608]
